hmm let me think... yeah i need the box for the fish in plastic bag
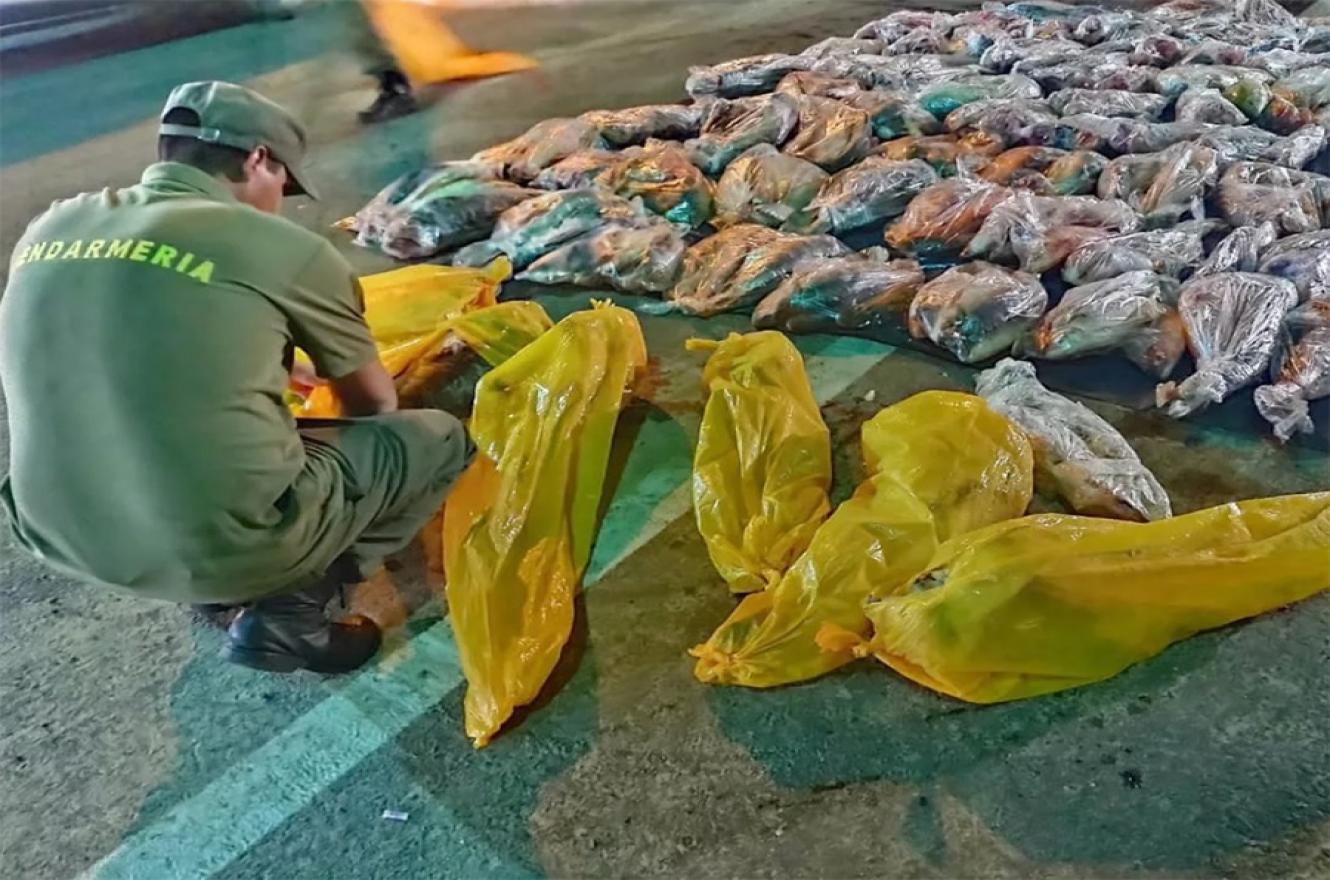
[299,259,521,416]
[854,10,951,43]
[786,157,938,235]
[686,93,800,176]
[1062,221,1217,285]
[1156,64,1274,98]
[979,36,1084,73]
[1026,60,1160,93]
[579,104,704,147]
[1257,230,1330,301]
[942,98,1058,142]
[691,390,1034,688]
[1175,88,1249,125]
[1042,150,1110,196]
[976,358,1171,520]
[1254,300,1330,441]
[1056,115,1209,156]
[752,255,925,333]
[1157,272,1299,417]
[1098,142,1218,225]
[712,144,829,229]
[909,261,1048,363]
[782,95,873,171]
[515,220,686,294]
[531,148,630,191]
[1194,223,1278,276]
[877,133,1005,177]
[597,141,715,229]
[665,226,850,317]
[855,493,1330,704]
[444,303,646,748]
[352,165,538,260]
[1128,33,1186,67]
[1195,124,1327,169]
[775,72,939,140]
[685,53,810,99]
[917,73,1043,120]
[1215,162,1326,234]
[886,178,1014,259]
[1225,77,1315,135]
[979,146,1101,193]
[1020,271,1185,378]
[472,118,607,183]
[1045,89,1168,120]
[963,191,1141,275]
[689,332,832,595]
[453,188,654,269]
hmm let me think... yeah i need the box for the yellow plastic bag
[691,391,1033,687]
[364,0,537,86]
[444,303,647,747]
[689,332,832,595]
[857,493,1330,704]
[300,259,513,416]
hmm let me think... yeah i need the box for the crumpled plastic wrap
[1215,161,1326,233]
[752,255,925,332]
[979,145,1067,188]
[691,390,1034,688]
[471,118,607,183]
[444,303,646,748]
[686,93,800,176]
[597,141,715,228]
[777,72,940,140]
[1226,77,1315,135]
[878,133,1004,176]
[909,261,1049,362]
[1063,220,1217,285]
[664,226,850,317]
[786,157,938,234]
[942,98,1059,147]
[1046,89,1169,120]
[579,104,704,147]
[1254,300,1330,441]
[1195,123,1327,169]
[1257,230,1330,301]
[345,162,504,252]
[1156,64,1274,98]
[1098,142,1218,224]
[1020,270,1185,378]
[886,177,1014,259]
[798,36,885,59]
[688,332,832,595]
[712,144,829,229]
[1026,59,1160,93]
[782,95,873,170]
[1057,115,1209,156]
[964,191,1142,275]
[685,53,810,98]
[1157,271,1299,417]
[1175,87,1250,125]
[976,358,1172,520]
[979,36,1084,73]
[917,72,1043,120]
[1128,33,1187,67]
[1194,223,1278,276]
[452,188,653,269]
[854,10,950,43]
[531,148,629,191]
[515,219,686,294]
[855,493,1330,704]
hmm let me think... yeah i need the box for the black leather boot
[222,577,382,674]
[358,70,418,124]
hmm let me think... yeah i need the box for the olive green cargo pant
[341,0,399,78]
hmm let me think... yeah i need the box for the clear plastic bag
[752,254,925,332]
[1257,230,1330,301]
[854,10,951,43]
[964,191,1141,275]
[1156,64,1273,98]
[1255,300,1330,441]
[1157,271,1299,417]
[685,93,800,176]
[1175,88,1249,125]
[712,144,829,229]
[979,145,1069,186]
[685,53,810,98]
[1105,141,1218,224]
[1020,270,1185,378]
[688,332,832,595]
[1045,88,1168,120]
[886,177,1014,258]
[597,141,715,229]
[1215,162,1324,234]
[579,104,704,148]
[1063,221,1216,285]
[515,220,686,294]
[471,118,607,183]
[665,226,850,317]
[1042,150,1110,195]
[444,303,646,748]
[782,95,873,171]
[1026,59,1160,93]
[1194,223,1278,277]
[942,98,1060,148]
[979,36,1084,73]
[531,148,630,191]
[1057,115,1208,155]
[1128,33,1186,67]
[856,493,1330,704]
[776,72,941,140]
[691,390,1033,688]
[877,133,1005,177]
[452,188,653,269]
[785,157,938,234]
[917,72,1043,120]
[908,261,1048,362]
[976,358,1172,520]
[1195,124,1327,169]
[798,36,885,59]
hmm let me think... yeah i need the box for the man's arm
[330,359,397,416]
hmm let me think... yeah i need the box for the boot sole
[220,644,306,673]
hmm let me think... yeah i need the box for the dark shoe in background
[358,69,418,124]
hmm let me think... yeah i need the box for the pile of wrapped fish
[346,0,1330,440]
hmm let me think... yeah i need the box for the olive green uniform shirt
[0,162,380,599]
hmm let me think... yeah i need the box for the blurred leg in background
[343,0,418,124]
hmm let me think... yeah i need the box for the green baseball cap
[159,81,317,199]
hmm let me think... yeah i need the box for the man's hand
[331,359,398,416]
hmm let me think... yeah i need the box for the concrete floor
[2,2,1329,879]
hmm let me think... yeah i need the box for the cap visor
[283,164,318,199]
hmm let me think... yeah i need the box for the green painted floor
[1,3,1329,879]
